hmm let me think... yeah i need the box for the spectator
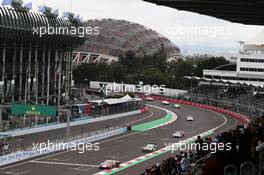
[143,116,264,175]
[180,153,188,172]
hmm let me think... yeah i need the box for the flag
[38,5,46,13]
[62,12,69,18]
[56,63,61,75]
[24,2,32,10]
[76,15,83,22]
[53,9,59,17]
[2,0,12,5]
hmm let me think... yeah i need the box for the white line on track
[127,109,154,125]
[0,170,29,175]
[0,106,163,171]
[73,166,95,171]
[30,160,99,167]
[0,104,237,173]
[196,106,239,133]
[50,158,73,162]
[94,105,233,175]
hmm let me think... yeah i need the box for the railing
[187,94,262,122]
[0,125,126,156]
[1,101,146,132]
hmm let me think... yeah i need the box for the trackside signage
[11,104,57,116]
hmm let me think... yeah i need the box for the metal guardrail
[1,125,125,156]
[182,94,263,122]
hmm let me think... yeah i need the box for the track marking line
[30,160,99,168]
[94,104,234,175]
[50,158,73,162]
[0,105,172,171]
[127,109,154,125]
[73,166,95,171]
[0,170,29,175]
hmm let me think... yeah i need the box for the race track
[0,100,239,175]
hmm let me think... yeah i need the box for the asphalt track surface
[0,101,239,175]
[11,107,165,150]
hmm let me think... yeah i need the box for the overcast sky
[19,0,264,53]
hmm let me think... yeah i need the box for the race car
[186,116,194,121]
[146,97,154,101]
[173,131,185,138]
[174,104,181,108]
[161,100,170,105]
[142,143,158,152]
[99,160,120,169]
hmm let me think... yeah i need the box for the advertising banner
[11,104,57,116]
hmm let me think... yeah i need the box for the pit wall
[2,108,147,137]
[0,127,128,166]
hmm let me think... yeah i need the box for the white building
[198,31,264,89]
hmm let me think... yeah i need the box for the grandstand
[148,31,264,175]
[188,31,264,88]
[184,31,264,119]
[0,1,84,131]
[142,116,264,175]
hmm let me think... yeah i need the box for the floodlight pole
[66,109,70,140]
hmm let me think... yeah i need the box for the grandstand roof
[0,6,84,45]
[185,76,264,88]
[89,95,141,105]
[144,0,264,25]
[77,18,182,59]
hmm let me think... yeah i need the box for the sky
[10,0,264,54]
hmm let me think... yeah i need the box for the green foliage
[186,54,229,77]
[73,51,230,90]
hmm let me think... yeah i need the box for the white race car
[173,131,185,138]
[186,116,194,121]
[161,101,170,105]
[142,143,158,153]
[174,104,181,108]
[99,160,120,169]
[146,97,154,101]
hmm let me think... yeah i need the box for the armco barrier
[2,108,146,137]
[0,127,128,166]
[145,95,250,124]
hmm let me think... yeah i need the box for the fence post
[224,164,237,175]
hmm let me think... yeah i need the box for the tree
[119,51,139,73]
[110,63,127,82]
[73,52,229,90]
[96,63,111,81]
[142,67,167,86]
[186,55,230,77]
